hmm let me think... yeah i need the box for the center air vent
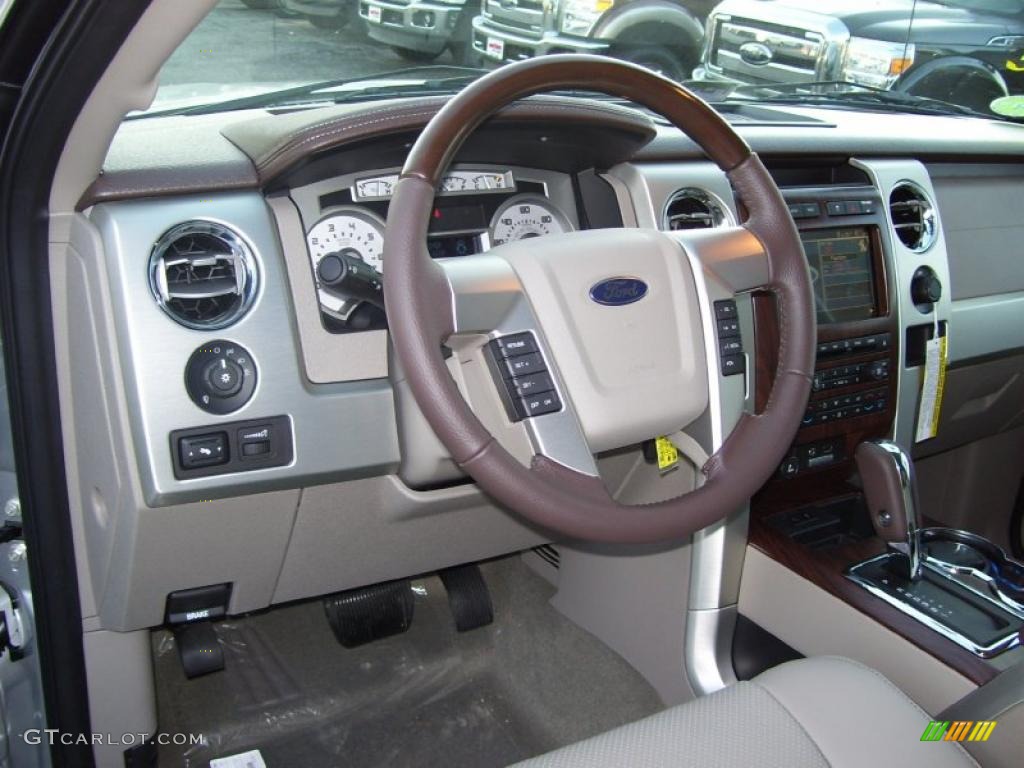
[888,182,937,253]
[149,221,259,330]
[663,188,731,231]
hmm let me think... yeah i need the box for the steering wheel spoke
[668,225,770,295]
[440,255,600,477]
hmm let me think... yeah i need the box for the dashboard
[68,96,1024,633]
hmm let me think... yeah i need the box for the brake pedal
[173,622,225,679]
[323,579,415,648]
[440,564,494,632]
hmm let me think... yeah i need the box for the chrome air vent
[889,182,937,253]
[663,188,731,231]
[149,221,259,330]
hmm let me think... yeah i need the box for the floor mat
[153,555,663,767]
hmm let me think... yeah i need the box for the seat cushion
[511,656,977,768]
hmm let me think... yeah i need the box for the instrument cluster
[303,168,574,325]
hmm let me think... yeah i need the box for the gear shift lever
[855,440,922,580]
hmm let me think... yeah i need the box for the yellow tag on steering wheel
[655,436,679,473]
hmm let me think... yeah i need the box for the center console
[742,175,1019,687]
[755,186,897,482]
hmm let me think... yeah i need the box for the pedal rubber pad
[174,622,225,679]
[440,564,494,632]
[323,579,414,648]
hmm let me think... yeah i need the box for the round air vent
[888,182,937,252]
[662,188,732,231]
[149,221,259,330]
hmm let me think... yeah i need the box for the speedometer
[489,195,573,246]
[306,207,385,318]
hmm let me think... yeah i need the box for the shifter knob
[855,440,922,580]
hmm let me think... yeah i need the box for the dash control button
[238,425,273,460]
[180,433,228,468]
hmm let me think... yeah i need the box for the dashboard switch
[185,341,257,415]
[180,433,228,469]
[171,415,293,479]
[241,441,270,457]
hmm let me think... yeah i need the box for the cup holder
[922,527,1024,604]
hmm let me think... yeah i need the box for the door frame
[0,1,150,765]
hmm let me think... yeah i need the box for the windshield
[152,0,1024,119]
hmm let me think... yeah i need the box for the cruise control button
[494,333,538,359]
[501,352,545,378]
[511,371,553,397]
[517,391,561,418]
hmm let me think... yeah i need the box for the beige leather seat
[512,656,977,767]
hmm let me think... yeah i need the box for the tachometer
[306,207,385,318]
[489,195,573,246]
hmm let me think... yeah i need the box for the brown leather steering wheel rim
[383,55,815,544]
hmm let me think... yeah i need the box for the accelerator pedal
[440,564,494,632]
[323,578,415,648]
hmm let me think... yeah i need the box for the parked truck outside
[695,0,1024,114]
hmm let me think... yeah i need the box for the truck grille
[710,16,825,84]
[483,0,549,36]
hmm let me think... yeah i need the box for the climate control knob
[185,341,256,414]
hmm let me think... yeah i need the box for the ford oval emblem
[589,277,648,306]
[738,41,773,66]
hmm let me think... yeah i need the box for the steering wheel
[383,55,815,544]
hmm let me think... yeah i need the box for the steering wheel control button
[719,338,743,356]
[716,317,740,338]
[493,333,538,358]
[171,415,293,479]
[517,392,562,419]
[720,355,746,376]
[179,433,228,469]
[510,371,553,398]
[713,300,738,321]
[712,300,745,376]
[486,333,563,422]
[185,340,257,415]
[501,352,545,378]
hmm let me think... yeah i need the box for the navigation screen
[800,227,878,324]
